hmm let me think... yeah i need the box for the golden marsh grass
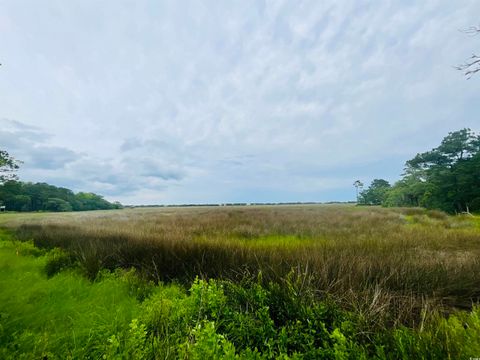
[4,204,480,326]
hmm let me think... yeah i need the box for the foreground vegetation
[1,232,480,359]
[1,205,480,358]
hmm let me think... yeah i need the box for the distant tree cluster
[358,128,480,213]
[0,181,122,212]
[358,179,391,206]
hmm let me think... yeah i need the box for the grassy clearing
[1,205,480,358]
[6,205,480,325]
[0,234,141,359]
[0,230,479,359]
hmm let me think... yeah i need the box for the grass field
[1,205,480,358]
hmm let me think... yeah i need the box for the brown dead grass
[4,204,480,326]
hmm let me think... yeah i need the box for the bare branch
[456,54,480,79]
[461,25,480,35]
[457,25,480,79]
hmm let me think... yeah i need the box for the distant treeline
[358,128,480,213]
[0,181,122,212]
[125,201,356,208]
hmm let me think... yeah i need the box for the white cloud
[0,1,479,204]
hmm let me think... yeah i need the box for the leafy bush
[44,247,75,277]
[179,321,237,360]
[103,319,152,360]
[117,268,155,301]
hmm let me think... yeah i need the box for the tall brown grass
[6,205,480,326]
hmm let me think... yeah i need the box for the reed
[6,205,480,326]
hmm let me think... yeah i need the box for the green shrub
[179,321,237,360]
[376,306,480,359]
[44,247,75,277]
[8,239,46,257]
[103,319,152,360]
[117,268,155,301]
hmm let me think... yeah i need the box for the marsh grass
[0,239,141,359]
[5,205,480,326]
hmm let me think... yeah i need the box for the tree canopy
[0,150,21,183]
[0,149,121,212]
[359,128,480,213]
[358,179,391,205]
[0,180,122,212]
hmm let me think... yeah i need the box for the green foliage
[0,150,21,184]
[0,238,140,359]
[0,149,119,212]
[359,179,391,205]
[1,233,480,359]
[382,176,427,207]
[12,205,480,318]
[117,268,155,301]
[2,209,480,359]
[75,191,122,211]
[44,247,76,277]
[0,180,122,212]
[44,197,73,212]
[179,321,237,360]
[377,307,480,359]
[140,276,365,359]
[103,319,152,360]
[376,128,480,213]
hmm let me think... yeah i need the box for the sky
[0,1,479,205]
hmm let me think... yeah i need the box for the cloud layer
[1,1,479,204]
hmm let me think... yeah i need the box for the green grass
[0,230,480,358]
[0,233,140,359]
[7,205,480,324]
[1,206,480,358]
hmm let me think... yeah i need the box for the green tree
[359,179,391,205]
[44,198,73,212]
[13,195,32,211]
[385,129,480,213]
[383,176,427,207]
[408,129,479,212]
[0,150,21,184]
[75,192,117,210]
[0,180,121,212]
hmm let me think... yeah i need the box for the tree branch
[457,26,480,79]
[456,54,480,79]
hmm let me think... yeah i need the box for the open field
[1,205,480,358]
[6,205,480,318]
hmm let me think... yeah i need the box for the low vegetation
[1,205,480,358]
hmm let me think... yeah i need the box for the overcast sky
[1,1,479,204]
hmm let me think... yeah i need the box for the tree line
[357,128,480,213]
[0,150,121,212]
[0,180,122,212]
